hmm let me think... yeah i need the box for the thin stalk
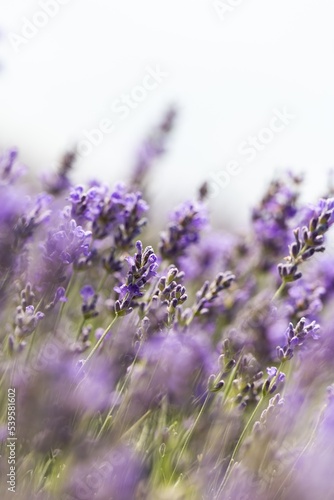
[217,395,265,496]
[97,272,108,293]
[272,281,286,301]
[80,314,118,369]
[54,273,75,332]
[120,410,152,440]
[25,293,46,362]
[169,393,210,485]
[76,317,86,341]
[96,344,142,439]
[272,404,326,500]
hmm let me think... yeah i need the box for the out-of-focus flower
[178,232,236,282]
[130,107,177,188]
[120,329,213,425]
[69,182,149,248]
[13,192,52,246]
[252,173,301,260]
[65,445,144,500]
[159,200,208,260]
[41,217,91,272]
[0,147,26,185]
[14,305,44,339]
[80,285,99,319]
[43,150,76,195]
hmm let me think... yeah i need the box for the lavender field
[1,108,334,499]
[1,2,334,499]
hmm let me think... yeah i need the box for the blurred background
[0,0,333,226]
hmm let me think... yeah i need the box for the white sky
[0,0,333,225]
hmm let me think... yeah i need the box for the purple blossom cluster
[1,133,334,500]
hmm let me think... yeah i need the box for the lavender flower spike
[277,197,334,285]
[276,317,320,362]
[114,241,158,315]
[159,200,207,260]
[80,285,99,320]
[14,305,45,339]
[262,367,286,395]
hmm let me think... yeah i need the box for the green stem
[272,281,286,301]
[25,294,46,362]
[80,314,118,369]
[169,393,210,485]
[96,344,142,439]
[218,395,264,495]
[272,404,326,500]
[76,317,86,341]
[120,410,152,440]
[54,273,75,332]
[97,272,109,293]
[26,330,37,362]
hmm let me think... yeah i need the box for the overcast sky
[0,0,333,225]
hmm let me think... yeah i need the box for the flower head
[159,200,208,260]
[276,317,320,362]
[114,241,158,315]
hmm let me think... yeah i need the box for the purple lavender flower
[13,192,52,246]
[121,329,214,425]
[65,446,144,500]
[252,174,301,260]
[0,186,27,302]
[0,147,26,185]
[44,286,67,311]
[80,285,99,319]
[131,107,177,188]
[286,281,324,319]
[263,366,286,395]
[43,150,76,195]
[276,317,320,362]
[159,200,208,260]
[69,182,149,248]
[277,197,334,285]
[42,217,91,267]
[69,184,105,224]
[114,241,158,315]
[36,214,91,289]
[178,231,237,282]
[14,305,44,339]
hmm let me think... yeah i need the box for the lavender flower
[40,216,91,283]
[131,107,177,188]
[276,317,320,362]
[69,184,105,224]
[277,197,334,284]
[43,150,76,195]
[262,367,286,395]
[80,285,99,319]
[0,147,25,185]
[114,241,158,315]
[2,136,334,499]
[44,286,67,310]
[14,305,44,340]
[159,200,208,260]
[13,192,52,246]
[252,174,301,261]
[286,281,324,319]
